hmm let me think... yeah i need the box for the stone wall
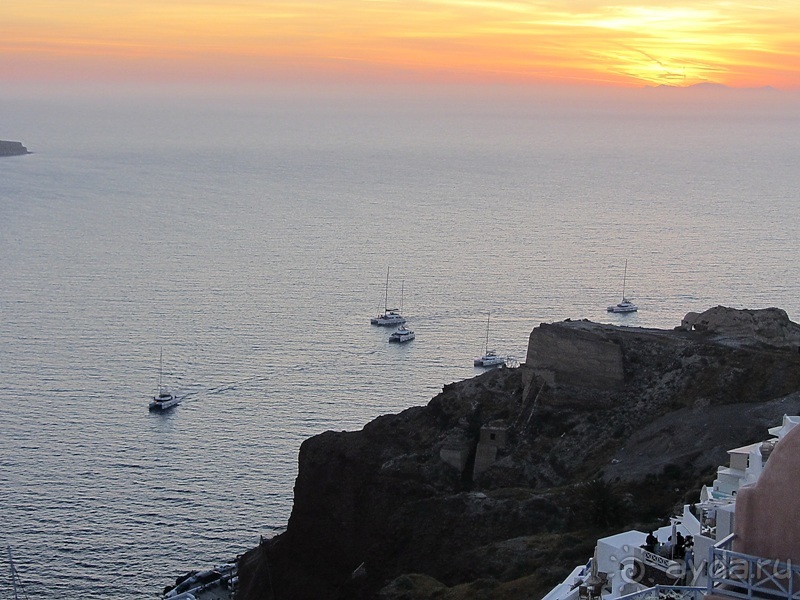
[526,322,624,390]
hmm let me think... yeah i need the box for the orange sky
[1,1,799,89]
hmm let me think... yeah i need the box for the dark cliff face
[237,317,800,600]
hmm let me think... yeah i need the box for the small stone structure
[473,423,508,477]
[439,431,470,472]
[479,424,507,448]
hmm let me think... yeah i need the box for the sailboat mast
[158,347,164,394]
[485,313,490,351]
[383,267,390,312]
[622,260,628,300]
[400,281,404,314]
[8,546,27,600]
[8,546,17,600]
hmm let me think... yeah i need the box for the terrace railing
[708,533,800,600]
[616,585,705,600]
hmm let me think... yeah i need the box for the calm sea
[1,85,799,598]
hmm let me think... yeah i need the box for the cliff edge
[237,307,800,600]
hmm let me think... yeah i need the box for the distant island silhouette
[0,140,30,156]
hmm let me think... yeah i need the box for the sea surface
[1,85,799,598]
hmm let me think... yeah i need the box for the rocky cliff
[237,307,800,600]
[679,305,800,349]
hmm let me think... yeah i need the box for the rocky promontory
[237,306,800,600]
[0,140,30,156]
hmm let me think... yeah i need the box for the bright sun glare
[563,5,749,86]
[1,1,798,88]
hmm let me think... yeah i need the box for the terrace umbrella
[586,547,602,598]
[671,520,677,560]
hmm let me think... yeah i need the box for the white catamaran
[607,260,638,313]
[388,282,415,342]
[473,312,507,367]
[371,267,407,326]
[149,347,180,411]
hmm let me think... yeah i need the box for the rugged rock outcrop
[679,305,800,349]
[237,309,800,600]
[0,140,30,156]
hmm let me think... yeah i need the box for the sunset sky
[2,1,799,89]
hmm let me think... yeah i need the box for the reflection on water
[1,91,799,598]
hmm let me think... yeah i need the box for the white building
[542,414,800,600]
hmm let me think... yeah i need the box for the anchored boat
[149,347,180,411]
[607,260,638,313]
[473,313,507,367]
[371,267,407,326]
[389,326,415,343]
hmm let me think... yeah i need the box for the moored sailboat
[149,348,180,411]
[389,326,415,343]
[388,282,415,342]
[607,260,638,313]
[473,313,506,367]
[371,267,407,326]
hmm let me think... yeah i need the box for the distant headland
[0,140,30,156]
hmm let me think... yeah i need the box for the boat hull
[607,304,638,313]
[474,355,506,367]
[389,332,415,343]
[371,314,407,326]
[149,395,181,410]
